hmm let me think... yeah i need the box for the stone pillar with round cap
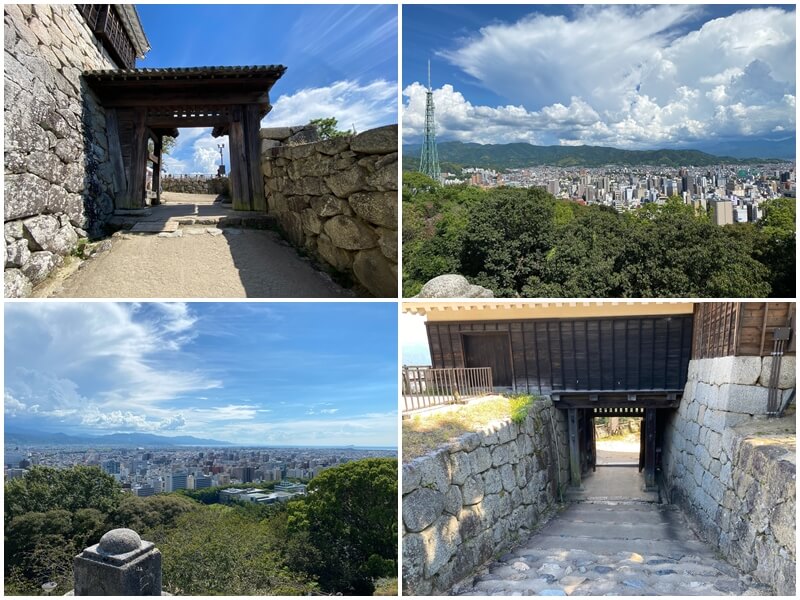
[73,528,162,595]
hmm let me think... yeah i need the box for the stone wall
[402,399,569,595]
[261,125,397,297]
[662,355,796,595]
[4,4,120,297]
[161,176,230,196]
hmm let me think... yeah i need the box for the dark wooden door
[462,333,513,386]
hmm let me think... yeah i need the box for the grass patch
[373,577,398,596]
[509,393,535,424]
[403,394,538,462]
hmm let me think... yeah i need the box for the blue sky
[4,303,398,447]
[403,4,796,155]
[134,4,397,173]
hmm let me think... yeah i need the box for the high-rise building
[232,466,255,483]
[134,485,155,497]
[168,472,188,492]
[194,475,212,489]
[710,199,734,226]
[419,60,441,182]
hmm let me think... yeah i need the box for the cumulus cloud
[266,80,396,133]
[404,5,795,148]
[164,128,228,175]
[4,303,219,434]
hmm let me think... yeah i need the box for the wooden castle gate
[83,65,286,212]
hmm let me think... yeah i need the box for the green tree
[288,458,398,594]
[309,117,351,140]
[757,197,796,297]
[403,171,440,196]
[158,505,314,595]
[5,466,122,524]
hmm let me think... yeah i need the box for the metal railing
[402,366,493,413]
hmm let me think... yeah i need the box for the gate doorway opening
[555,398,678,501]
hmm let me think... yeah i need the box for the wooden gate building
[83,65,286,212]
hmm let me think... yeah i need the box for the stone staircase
[453,501,773,596]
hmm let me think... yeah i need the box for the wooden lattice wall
[692,302,796,358]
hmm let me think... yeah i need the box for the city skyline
[4,302,398,448]
[403,4,796,157]
[137,4,397,174]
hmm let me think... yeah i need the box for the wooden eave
[82,65,287,110]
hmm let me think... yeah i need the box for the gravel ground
[34,227,351,298]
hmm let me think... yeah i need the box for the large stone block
[719,384,770,415]
[348,191,397,229]
[460,474,485,506]
[416,274,494,298]
[402,461,421,495]
[5,238,31,268]
[759,356,796,390]
[417,450,451,493]
[403,487,445,533]
[300,208,322,235]
[310,194,349,217]
[4,268,32,298]
[444,485,463,516]
[316,233,354,272]
[420,514,461,577]
[483,468,502,495]
[323,215,377,250]
[402,533,426,593]
[449,452,472,486]
[21,250,61,285]
[324,165,369,198]
[350,124,397,154]
[470,446,492,473]
[365,154,398,191]
[352,248,396,297]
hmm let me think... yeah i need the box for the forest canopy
[4,459,397,596]
[403,174,796,298]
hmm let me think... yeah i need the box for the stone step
[525,533,717,559]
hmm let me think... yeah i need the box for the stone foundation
[161,176,229,196]
[4,4,119,297]
[402,399,569,595]
[662,355,796,595]
[261,125,397,297]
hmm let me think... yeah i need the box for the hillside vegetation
[4,459,397,596]
[403,142,785,171]
[402,173,795,298]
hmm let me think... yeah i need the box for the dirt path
[34,227,351,298]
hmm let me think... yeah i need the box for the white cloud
[4,303,220,434]
[405,6,795,147]
[266,79,397,133]
[164,128,228,175]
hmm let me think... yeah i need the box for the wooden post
[125,109,148,210]
[244,104,265,212]
[644,408,656,490]
[151,136,162,206]
[105,109,126,198]
[568,408,581,488]
[228,108,249,211]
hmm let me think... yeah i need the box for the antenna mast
[419,60,441,181]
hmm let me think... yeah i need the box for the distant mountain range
[4,427,233,447]
[403,141,793,171]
